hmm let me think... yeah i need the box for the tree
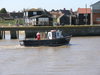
[0,8,7,13]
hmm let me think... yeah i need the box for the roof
[61,10,71,15]
[91,1,100,6]
[77,8,91,14]
[25,8,43,12]
[50,11,63,18]
[91,1,100,10]
[30,15,52,19]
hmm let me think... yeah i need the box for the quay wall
[0,25,100,39]
[18,25,100,36]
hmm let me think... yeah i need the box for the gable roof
[50,11,63,18]
[91,1,100,10]
[77,8,91,14]
[91,1,100,6]
[61,10,71,15]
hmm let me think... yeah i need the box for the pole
[85,4,87,25]
[90,1,93,25]
[70,15,72,25]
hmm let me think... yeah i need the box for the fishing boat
[19,30,71,46]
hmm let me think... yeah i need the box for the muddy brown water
[0,36,100,75]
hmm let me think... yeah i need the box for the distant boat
[19,30,71,47]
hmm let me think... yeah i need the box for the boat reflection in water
[19,30,71,46]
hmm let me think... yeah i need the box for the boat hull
[20,36,71,46]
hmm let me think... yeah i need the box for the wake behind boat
[19,30,71,46]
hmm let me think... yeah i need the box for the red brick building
[93,13,100,24]
[91,1,100,24]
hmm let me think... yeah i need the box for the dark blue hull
[20,36,71,47]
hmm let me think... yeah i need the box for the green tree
[0,8,7,13]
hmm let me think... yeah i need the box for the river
[0,36,100,75]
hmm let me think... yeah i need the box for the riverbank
[0,25,100,39]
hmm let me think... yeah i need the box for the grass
[0,20,15,26]
[0,19,24,26]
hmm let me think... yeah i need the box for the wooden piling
[0,31,3,39]
[25,30,37,38]
[2,31,5,39]
[10,30,18,39]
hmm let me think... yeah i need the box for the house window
[38,18,49,25]
[39,18,49,21]
[32,19,36,25]
[33,12,37,15]
[96,18,100,21]
[84,14,88,16]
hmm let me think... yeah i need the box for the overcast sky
[0,0,99,12]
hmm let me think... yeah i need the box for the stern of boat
[19,40,24,46]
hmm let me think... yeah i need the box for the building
[57,8,71,25]
[10,12,23,19]
[24,8,53,26]
[77,8,91,25]
[0,13,13,20]
[0,12,23,20]
[50,10,62,25]
[59,10,71,25]
[30,15,53,26]
[57,8,76,25]
[91,1,100,24]
[50,10,62,19]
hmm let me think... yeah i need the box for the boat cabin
[47,30,63,40]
